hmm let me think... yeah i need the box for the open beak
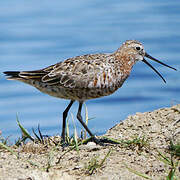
[142,52,177,83]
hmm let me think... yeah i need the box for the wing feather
[8,53,110,88]
[41,54,110,88]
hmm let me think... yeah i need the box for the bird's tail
[3,71,21,80]
[4,70,47,81]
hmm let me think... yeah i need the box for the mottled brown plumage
[4,40,176,145]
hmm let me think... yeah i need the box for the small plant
[45,149,54,172]
[15,116,34,146]
[16,116,57,147]
[86,149,112,175]
[71,113,79,152]
[157,150,179,180]
[124,139,180,180]
[0,142,19,158]
[0,135,10,146]
[15,104,97,149]
[102,135,149,151]
[168,140,180,157]
[121,136,149,151]
[124,163,152,180]
[80,104,89,140]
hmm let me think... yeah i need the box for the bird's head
[117,40,177,83]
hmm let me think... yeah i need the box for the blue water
[1,1,180,141]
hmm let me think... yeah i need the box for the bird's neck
[114,51,136,75]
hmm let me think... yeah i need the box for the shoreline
[0,104,179,180]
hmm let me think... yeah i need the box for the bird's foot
[100,137,120,144]
[90,136,105,146]
[61,141,69,149]
[60,136,70,149]
[90,136,120,146]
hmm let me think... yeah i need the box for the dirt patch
[0,104,179,180]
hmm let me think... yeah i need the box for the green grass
[102,135,149,152]
[0,142,19,158]
[168,140,180,157]
[0,135,10,146]
[157,148,179,180]
[124,163,152,180]
[85,149,112,175]
[124,140,180,180]
[0,140,39,167]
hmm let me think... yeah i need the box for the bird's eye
[136,46,141,51]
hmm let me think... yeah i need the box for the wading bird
[4,40,177,144]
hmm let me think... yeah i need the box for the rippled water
[1,1,180,141]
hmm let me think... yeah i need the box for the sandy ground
[0,104,179,180]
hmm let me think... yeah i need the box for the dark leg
[77,101,104,145]
[61,100,74,142]
[77,101,94,137]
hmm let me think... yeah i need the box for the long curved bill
[142,52,177,83]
